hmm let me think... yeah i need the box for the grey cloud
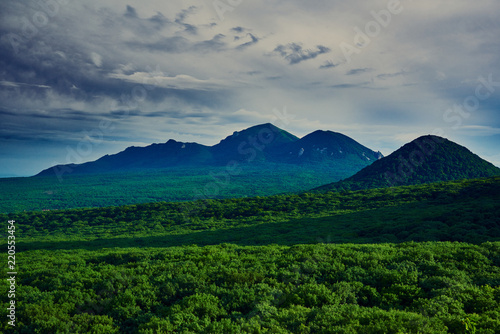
[329,82,371,89]
[127,34,226,53]
[319,60,340,69]
[193,34,226,52]
[143,110,209,119]
[125,5,138,18]
[236,33,259,50]
[346,68,373,76]
[175,6,198,35]
[273,43,331,65]
[149,12,169,25]
[231,27,245,33]
[127,36,188,53]
[376,71,406,80]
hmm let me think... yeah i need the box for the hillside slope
[315,135,500,192]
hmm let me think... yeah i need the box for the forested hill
[314,135,500,192]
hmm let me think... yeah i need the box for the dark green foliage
[0,163,350,213]
[316,135,500,192]
[1,177,499,332]
[3,177,499,250]
[1,243,499,333]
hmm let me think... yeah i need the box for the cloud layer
[1,0,500,175]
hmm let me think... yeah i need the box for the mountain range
[36,123,383,176]
[36,123,500,195]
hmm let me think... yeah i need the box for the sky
[1,0,499,177]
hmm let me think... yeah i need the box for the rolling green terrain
[0,163,350,213]
[1,177,499,333]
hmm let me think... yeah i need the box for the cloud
[272,43,331,65]
[175,5,198,34]
[231,27,245,33]
[127,34,226,53]
[319,60,340,69]
[125,5,138,19]
[108,71,230,91]
[346,68,373,76]
[0,81,51,89]
[90,52,103,67]
[376,71,407,80]
[0,0,499,176]
[236,33,259,50]
[329,82,371,89]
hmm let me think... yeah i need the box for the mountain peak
[314,134,500,192]
[35,123,380,176]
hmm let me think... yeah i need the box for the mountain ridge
[36,123,382,177]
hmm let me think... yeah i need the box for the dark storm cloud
[0,1,232,115]
[273,43,331,65]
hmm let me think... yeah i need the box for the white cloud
[108,72,232,91]
[90,52,103,67]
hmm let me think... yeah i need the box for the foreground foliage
[1,242,499,333]
[1,177,498,333]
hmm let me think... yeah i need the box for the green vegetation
[0,163,350,213]
[1,243,499,333]
[3,177,499,249]
[1,176,498,333]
